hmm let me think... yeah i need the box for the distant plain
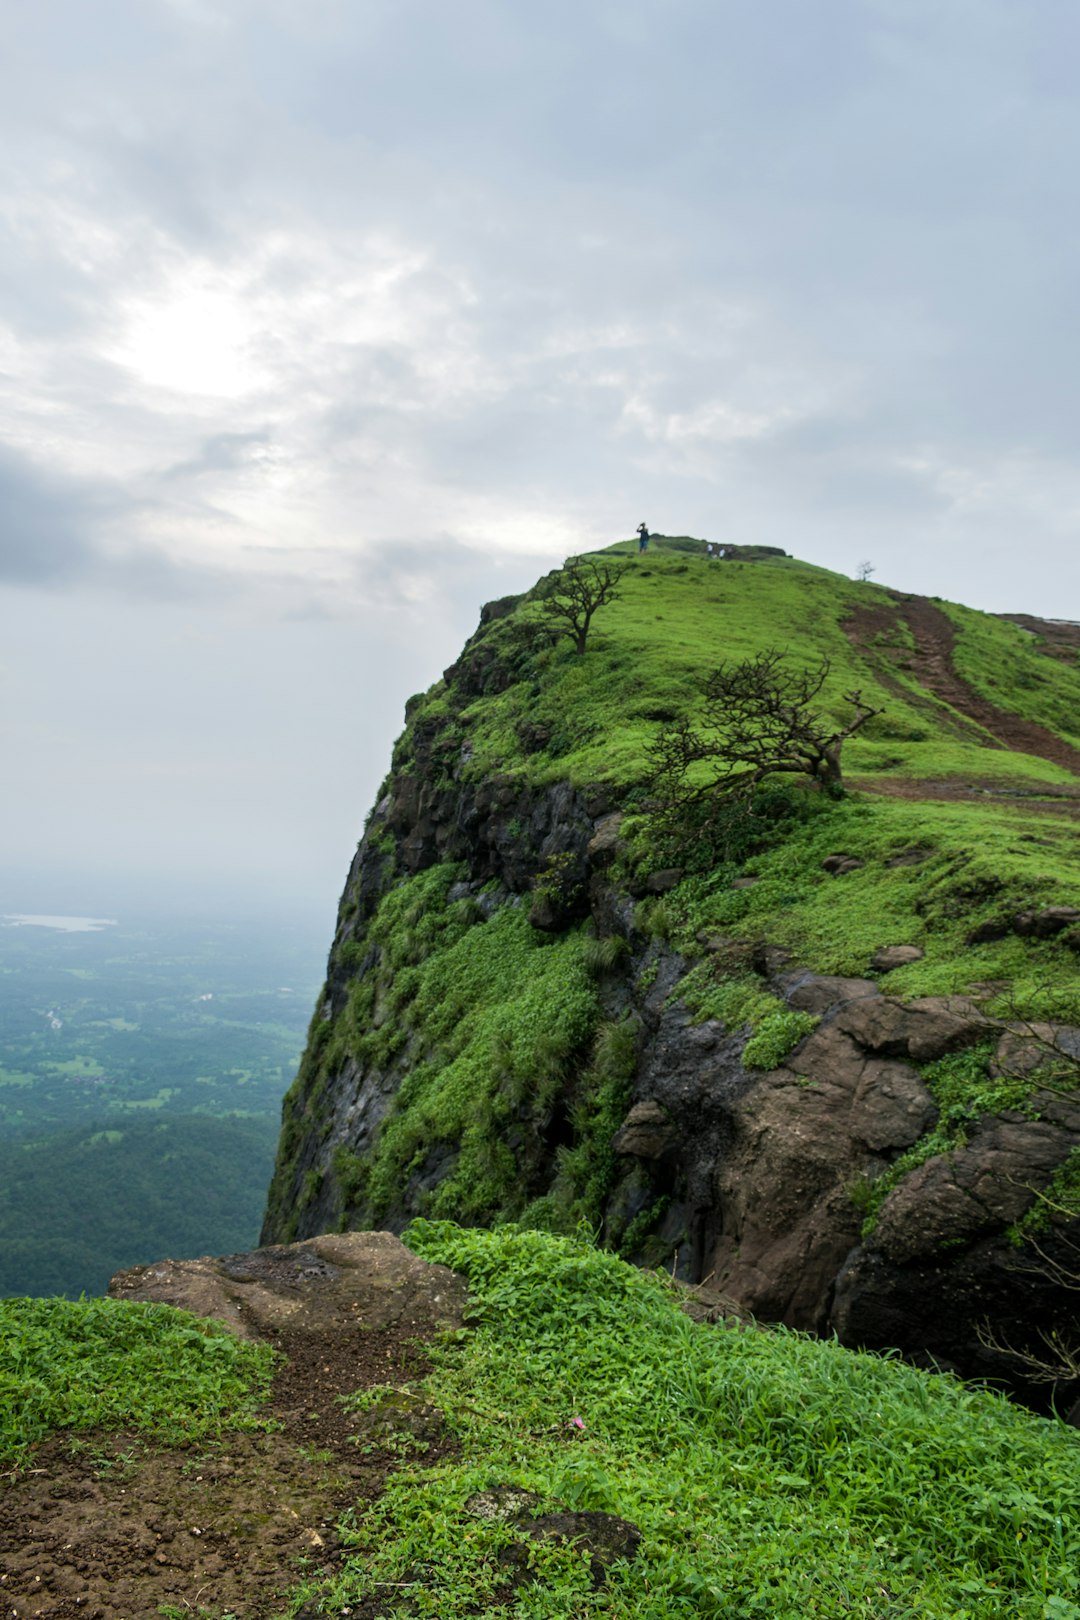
[0,906,325,1298]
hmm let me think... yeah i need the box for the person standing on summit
[637,522,650,553]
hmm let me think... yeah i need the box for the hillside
[261,536,1080,1403]
[6,1226,1080,1617]
[7,538,1080,1619]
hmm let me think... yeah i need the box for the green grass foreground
[308,1223,1080,1620]
[0,1295,276,1464]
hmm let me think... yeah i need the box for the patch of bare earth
[842,594,1080,806]
[1,1233,468,1620]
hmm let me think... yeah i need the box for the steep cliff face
[264,539,1080,1401]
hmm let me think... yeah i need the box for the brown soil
[848,773,1080,813]
[996,613,1080,666]
[1,1234,468,1620]
[843,594,1080,791]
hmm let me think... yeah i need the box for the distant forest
[0,907,323,1299]
[0,1115,280,1299]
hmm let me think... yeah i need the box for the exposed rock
[109,1232,468,1342]
[778,971,880,1015]
[870,1119,1069,1265]
[822,854,865,875]
[851,1059,936,1151]
[969,905,1080,946]
[646,868,683,893]
[612,1099,674,1160]
[833,994,990,1063]
[871,944,925,971]
[992,1022,1080,1080]
[884,846,933,868]
[587,812,624,864]
[1013,905,1080,938]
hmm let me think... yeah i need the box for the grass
[655,792,1080,1020]
[422,548,1077,797]
[943,600,1080,748]
[270,863,605,1235]
[0,1295,276,1465]
[290,1223,1080,1619]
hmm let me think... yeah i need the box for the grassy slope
[12,1227,1079,1618]
[273,541,1080,1239]
[447,545,1080,792]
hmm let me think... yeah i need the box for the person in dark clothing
[637,522,650,553]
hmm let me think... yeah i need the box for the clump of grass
[292,1223,1080,1618]
[0,1296,275,1466]
[742,1009,818,1070]
[858,1042,1052,1236]
[581,932,630,976]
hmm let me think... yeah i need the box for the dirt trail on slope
[1,1233,468,1620]
[845,594,1080,779]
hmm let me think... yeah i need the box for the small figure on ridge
[637,522,650,553]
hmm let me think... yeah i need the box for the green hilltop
[7,535,1080,1618]
[263,535,1080,1248]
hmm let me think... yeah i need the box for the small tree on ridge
[542,557,629,655]
[648,650,883,844]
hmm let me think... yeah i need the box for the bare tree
[541,557,629,655]
[648,652,882,837]
[856,560,876,583]
[977,1184,1080,1387]
[975,1014,1080,1389]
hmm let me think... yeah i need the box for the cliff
[263,536,1080,1402]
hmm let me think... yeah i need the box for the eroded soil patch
[2,1234,467,1620]
[843,594,1080,781]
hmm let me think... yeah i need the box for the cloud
[1,0,1080,625]
[0,444,108,586]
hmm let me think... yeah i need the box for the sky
[2,0,1079,920]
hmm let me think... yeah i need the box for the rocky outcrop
[263,587,1080,1408]
[602,965,1080,1404]
[109,1231,467,1341]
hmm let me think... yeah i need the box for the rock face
[262,588,1080,1407]
[109,1231,468,1341]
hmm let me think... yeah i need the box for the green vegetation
[0,911,322,1296]
[270,539,1080,1254]
[943,601,1080,746]
[0,1115,280,1298]
[291,1223,1080,1618]
[653,793,1080,1020]
[279,864,606,1232]
[0,1294,275,1465]
[415,547,1078,796]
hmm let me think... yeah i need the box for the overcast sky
[2,0,1079,919]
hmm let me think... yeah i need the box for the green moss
[743,1010,819,1070]
[859,1042,1072,1238]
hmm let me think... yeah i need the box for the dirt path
[1,1234,467,1620]
[843,595,1080,780]
[898,596,1080,776]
